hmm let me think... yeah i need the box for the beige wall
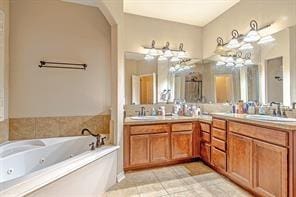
[0,0,9,143]
[203,0,296,59]
[124,13,203,59]
[9,0,111,118]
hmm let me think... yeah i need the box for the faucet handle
[101,137,107,146]
[89,142,95,150]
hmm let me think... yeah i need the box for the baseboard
[116,171,125,183]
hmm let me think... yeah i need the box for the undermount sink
[130,116,159,120]
[246,115,296,122]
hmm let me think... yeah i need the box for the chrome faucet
[270,102,281,117]
[81,128,101,148]
[136,106,146,116]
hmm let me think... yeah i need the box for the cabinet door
[211,147,226,171]
[200,142,211,163]
[130,135,149,166]
[150,133,170,163]
[228,133,253,188]
[171,131,192,159]
[253,140,288,197]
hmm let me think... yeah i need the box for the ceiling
[124,0,240,26]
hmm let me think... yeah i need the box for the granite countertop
[212,113,296,131]
[124,115,212,125]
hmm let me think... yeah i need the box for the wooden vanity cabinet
[228,132,253,188]
[171,123,193,160]
[227,121,289,197]
[200,122,212,164]
[124,122,194,170]
[211,119,227,172]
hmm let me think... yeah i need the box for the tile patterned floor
[104,162,252,197]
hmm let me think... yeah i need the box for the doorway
[215,75,233,103]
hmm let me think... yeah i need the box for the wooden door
[150,133,170,163]
[228,133,253,188]
[130,135,149,166]
[253,140,288,197]
[140,75,153,104]
[171,131,192,159]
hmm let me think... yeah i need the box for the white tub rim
[0,145,119,197]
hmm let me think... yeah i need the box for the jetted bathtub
[0,136,119,197]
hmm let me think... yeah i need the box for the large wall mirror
[124,25,296,106]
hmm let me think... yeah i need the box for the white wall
[124,13,203,59]
[9,0,111,118]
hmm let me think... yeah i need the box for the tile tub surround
[9,115,111,140]
[104,162,251,197]
[0,119,9,143]
[124,103,232,117]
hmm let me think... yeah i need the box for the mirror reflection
[125,25,295,106]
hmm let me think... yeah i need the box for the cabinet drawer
[229,121,288,147]
[172,123,192,132]
[201,142,211,163]
[200,123,210,133]
[212,128,226,141]
[213,119,226,130]
[212,137,226,151]
[211,147,226,170]
[130,124,169,135]
[201,131,210,143]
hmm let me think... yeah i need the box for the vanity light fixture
[258,35,275,44]
[235,51,245,64]
[147,40,160,56]
[239,43,253,51]
[243,20,261,42]
[244,52,254,65]
[177,43,186,58]
[215,37,226,54]
[226,30,241,49]
[163,42,173,58]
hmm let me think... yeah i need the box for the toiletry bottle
[151,107,157,116]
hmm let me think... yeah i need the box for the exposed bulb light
[163,50,173,57]
[239,43,253,51]
[148,48,159,56]
[216,61,226,66]
[225,56,234,63]
[258,35,275,44]
[236,57,244,64]
[170,56,179,62]
[226,30,241,49]
[158,56,167,61]
[169,67,176,73]
[245,59,254,65]
[144,54,154,60]
[226,62,235,67]
[235,63,244,68]
[243,20,261,42]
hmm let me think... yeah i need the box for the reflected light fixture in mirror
[243,20,261,42]
[144,54,154,60]
[177,43,186,58]
[239,43,253,51]
[244,52,254,65]
[226,30,241,49]
[216,61,226,66]
[258,35,275,44]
